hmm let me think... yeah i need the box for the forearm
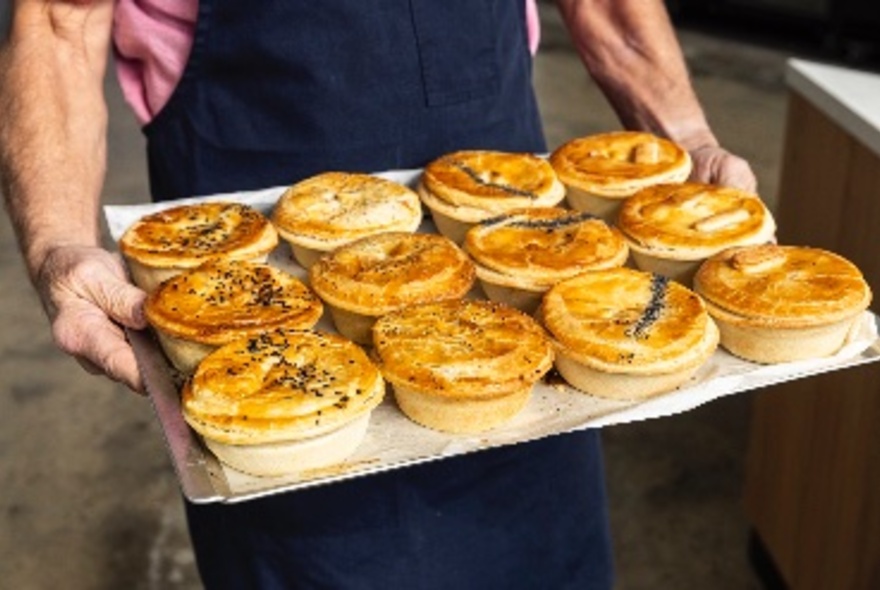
[555,0,717,149]
[0,0,114,282]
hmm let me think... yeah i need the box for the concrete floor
[0,6,833,589]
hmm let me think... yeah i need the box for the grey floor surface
[0,5,857,589]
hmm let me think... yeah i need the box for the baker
[0,1,756,587]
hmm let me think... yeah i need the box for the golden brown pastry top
[694,245,872,328]
[549,131,692,196]
[271,172,423,249]
[540,267,717,373]
[617,183,776,259]
[120,201,278,268]
[464,207,629,285]
[182,329,384,445]
[372,299,553,398]
[308,232,475,315]
[145,259,324,345]
[419,150,565,212]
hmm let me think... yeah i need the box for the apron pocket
[410,0,501,107]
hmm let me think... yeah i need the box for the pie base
[564,186,631,223]
[127,259,188,294]
[628,249,703,286]
[325,303,378,346]
[153,330,216,375]
[554,348,702,400]
[476,276,547,315]
[286,241,327,270]
[422,203,474,245]
[202,412,372,477]
[391,382,531,434]
[705,301,862,364]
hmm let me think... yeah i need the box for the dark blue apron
[140,1,613,588]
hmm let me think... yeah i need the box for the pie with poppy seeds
[144,259,324,374]
[182,329,384,477]
[120,201,279,292]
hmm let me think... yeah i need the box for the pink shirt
[113,0,542,126]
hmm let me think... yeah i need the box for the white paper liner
[106,169,880,503]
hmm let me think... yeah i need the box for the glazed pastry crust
[372,299,554,399]
[540,267,717,374]
[182,329,384,445]
[618,183,776,259]
[120,201,278,268]
[419,150,565,213]
[145,260,324,345]
[550,131,692,197]
[271,172,422,249]
[464,207,629,286]
[693,245,872,329]
[309,232,475,316]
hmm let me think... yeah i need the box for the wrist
[664,121,719,152]
[24,233,101,285]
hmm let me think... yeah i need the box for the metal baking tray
[106,174,880,504]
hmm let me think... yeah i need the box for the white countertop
[786,58,880,157]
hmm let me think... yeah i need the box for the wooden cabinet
[743,60,880,590]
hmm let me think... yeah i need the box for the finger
[97,279,148,330]
[53,301,145,394]
[687,160,713,184]
[686,149,717,184]
[689,148,758,193]
[715,158,758,193]
[75,357,104,375]
[74,256,148,329]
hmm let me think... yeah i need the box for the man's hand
[687,144,758,194]
[36,245,148,393]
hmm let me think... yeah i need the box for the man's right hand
[36,245,148,393]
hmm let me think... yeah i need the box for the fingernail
[132,301,147,326]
